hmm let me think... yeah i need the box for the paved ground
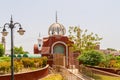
[68,69,94,80]
[50,66,94,80]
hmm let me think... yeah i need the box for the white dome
[48,23,66,36]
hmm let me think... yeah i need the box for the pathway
[50,65,94,80]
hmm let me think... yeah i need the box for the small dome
[48,23,66,36]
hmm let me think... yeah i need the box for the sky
[0,0,120,53]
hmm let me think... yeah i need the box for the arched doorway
[53,44,65,54]
[53,44,66,66]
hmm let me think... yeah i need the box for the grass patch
[93,74,120,80]
[41,74,63,80]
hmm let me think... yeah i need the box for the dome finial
[56,11,58,23]
[39,32,41,37]
[48,12,66,36]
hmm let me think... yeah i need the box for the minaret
[37,33,42,51]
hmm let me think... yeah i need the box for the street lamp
[1,16,25,80]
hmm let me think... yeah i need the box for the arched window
[53,44,65,54]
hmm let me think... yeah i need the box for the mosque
[33,13,79,67]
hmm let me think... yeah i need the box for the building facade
[34,18,74,67]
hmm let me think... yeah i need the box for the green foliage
[78,50,104,66]
[0,57,10,62]
[21,58,34,68]
[14,46,25,54]
[105,54,116,67]
[42,56,48,67]
[68,26,102,52]
[0,44,5,57]
[33,58,43,68]
[0,61,23,74]
[21,57,48,68]
[107,48,117,51]
[0,56,48,74]
[113,61,120,69]
[14,61,23,72]
[98,54,120,69]
[116,56,120,61]
[0,61,10,73]
[99,54,117,68]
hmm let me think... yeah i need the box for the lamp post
[1,16,25,80]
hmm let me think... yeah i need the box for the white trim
[51,41,68,66]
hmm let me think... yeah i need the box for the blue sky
[0,0,120,53]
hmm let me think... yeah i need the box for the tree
[14,46,25,54]
[0,44,5,57]
[68,26,102,52]
[78,50,104,66]
[107,48,117,51]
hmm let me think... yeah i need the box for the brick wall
[0,65,49,80]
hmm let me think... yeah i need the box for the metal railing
[51,65,92,80]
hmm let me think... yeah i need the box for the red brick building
[34,17,77,67]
